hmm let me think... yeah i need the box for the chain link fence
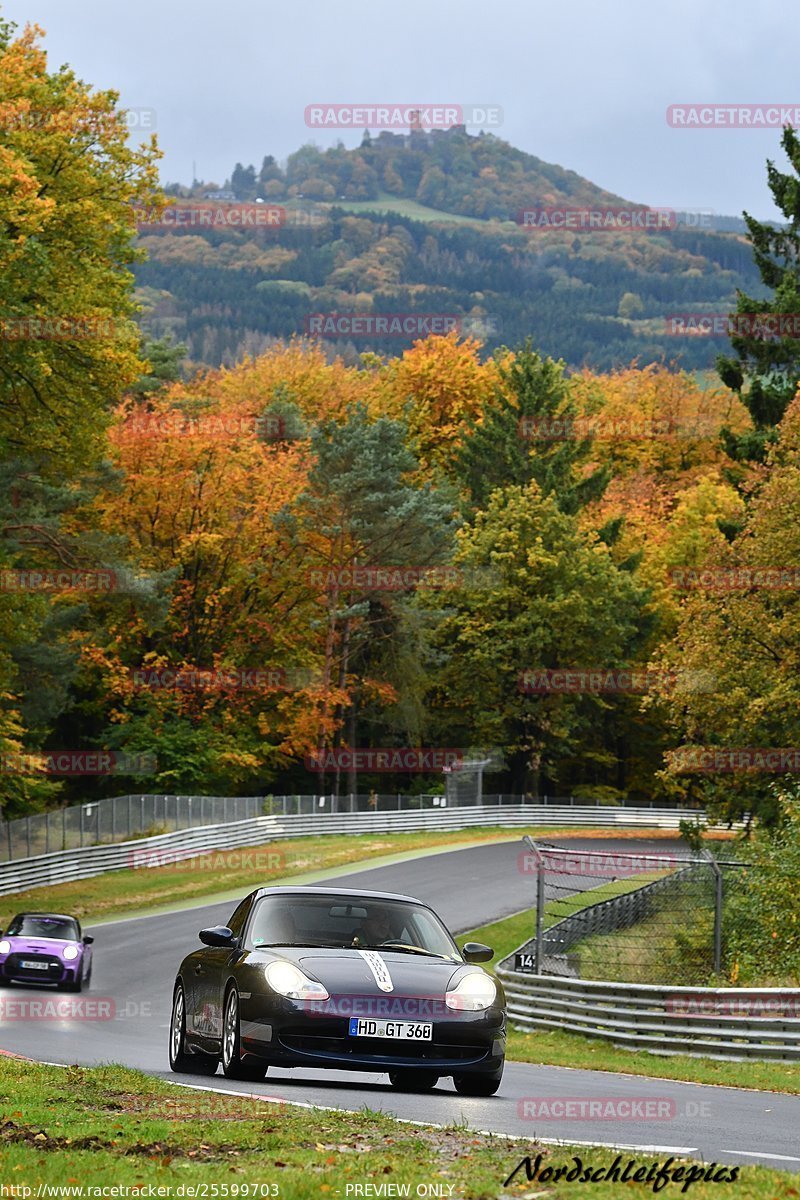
[515,837,748,986]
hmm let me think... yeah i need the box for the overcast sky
[4,0,796,219]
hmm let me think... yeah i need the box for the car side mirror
[461,941,494,963]
[199,925,236,948]
[83,936,94,945]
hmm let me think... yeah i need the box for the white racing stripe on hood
[357,949,394,992]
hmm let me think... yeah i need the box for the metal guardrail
[0,803,713,897]
[495,968,800,1061]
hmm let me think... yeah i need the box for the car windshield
[6,915,80,941]
[246,895,460,960]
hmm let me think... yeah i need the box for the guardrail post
[702,849,723,975]
[78,806,83,848]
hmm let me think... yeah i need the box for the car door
[190,896,253,1051]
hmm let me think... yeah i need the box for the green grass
[572,903,719,986]
[329,193,508,226]
[0,1057,791,1198]
[504,1025,800,1094]
[463,905,800,1095]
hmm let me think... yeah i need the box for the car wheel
[222,987,268,1081]
[61,973,83,993]
[169,982,218,1075]
[388,1070,439,1092]
[452,1070,503,1096]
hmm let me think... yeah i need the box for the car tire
[388,1070,439,1092]
[61,973,83,993]
[221,987,268,1081]
[169,982,218,1075]
[452,1070,503,1096]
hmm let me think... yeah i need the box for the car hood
[2,936,78,955]
[255,945,477,996]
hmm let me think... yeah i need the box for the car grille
[3,953,64,982]
[279,1031,486,1063]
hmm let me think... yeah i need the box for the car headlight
[265,960,329,1000]
[0,940,10,955]
[62,945,80,961]
[445,972,497,1011]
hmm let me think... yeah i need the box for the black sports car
[169,886,505,1095]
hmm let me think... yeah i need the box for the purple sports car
[0,912,93,992]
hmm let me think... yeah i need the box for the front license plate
[348,1018,432,1040]
[20,961,48,970]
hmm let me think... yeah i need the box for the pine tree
[718,126,800,465]
[455,342,610,515]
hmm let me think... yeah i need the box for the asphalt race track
[1,837,799,1172]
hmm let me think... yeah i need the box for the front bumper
[0,953,78,986]
[239,995,506,1076]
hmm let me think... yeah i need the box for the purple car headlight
[0,940,10,956]
[62,945,80,961]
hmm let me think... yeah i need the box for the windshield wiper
[362,942,450,958]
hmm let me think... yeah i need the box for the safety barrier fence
[0,792,696,862]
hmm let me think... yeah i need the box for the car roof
[252,885,423,904]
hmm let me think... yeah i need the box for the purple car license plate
[19,960,48,970]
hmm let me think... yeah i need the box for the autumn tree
[0,20,161,811]
[283,404,457,796]
[423,482,649,795]
[657,392,800,826]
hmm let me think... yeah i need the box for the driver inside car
[351,907,399,948]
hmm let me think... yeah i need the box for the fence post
[523,835,546,974]
[78,806,83,848]
[702,850,723,975]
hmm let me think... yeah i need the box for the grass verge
[0,1057,791,1198]
[462,908,800,1095]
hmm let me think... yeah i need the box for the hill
[135,128,764,370]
